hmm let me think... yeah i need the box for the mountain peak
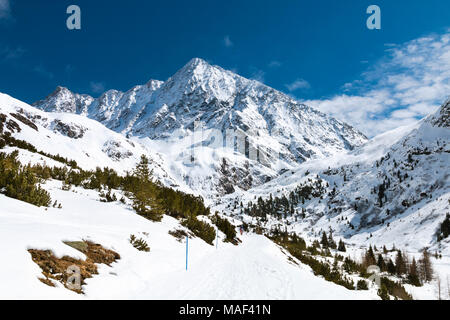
[174,57,218,80]
[184,57,210,68]
[33,86,94,114]
[428,98,450,127]
[53,86,73,96]
[47,86,93,101]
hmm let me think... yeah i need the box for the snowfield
[0,181,378,300]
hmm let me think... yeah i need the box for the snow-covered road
[132,234,375,300]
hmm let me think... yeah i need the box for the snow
[138,234,375,300]
[0,181,378,300]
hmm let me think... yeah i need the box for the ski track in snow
[140,235,370,300]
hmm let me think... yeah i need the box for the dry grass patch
[28,240,120,294]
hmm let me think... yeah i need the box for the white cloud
[33,65,54,79]
[0,45,24,61]
[285,78,310,92]
[268,60,282,68]
[90,81,105,94]
[223,35,233,48]
[0,0,11,20]
[303,31,450,137]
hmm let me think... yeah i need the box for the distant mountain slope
[33,58,368,197]
[0,92,180,189]
[218,99,450,254]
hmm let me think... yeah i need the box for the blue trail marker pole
[186,236,188,271]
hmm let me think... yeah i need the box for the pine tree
[338,239,346,252]
[133,155,153,182]
[387,259,396,274]
[320,231,329,248]
[364,245,376,267]
[408,257,421,286]
[130,155,163,221]
[377,254,386,272]
[328,231,337,249]
[395,250,407,275]
[419,249,434,282]
[0,151,51,207]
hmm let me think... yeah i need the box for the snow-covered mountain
[33,58,367,197]
[34,79,164,134]
[34,59,366,159]
[0,92,182,189]
[221,99,450,255]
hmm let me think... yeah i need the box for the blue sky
[0,0,449,136]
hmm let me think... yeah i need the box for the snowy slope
[0,181,378,300]
[0,92,181,189]
[219,99,450,256]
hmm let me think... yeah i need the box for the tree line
[242,178,326,220]
[0,137,221,245]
